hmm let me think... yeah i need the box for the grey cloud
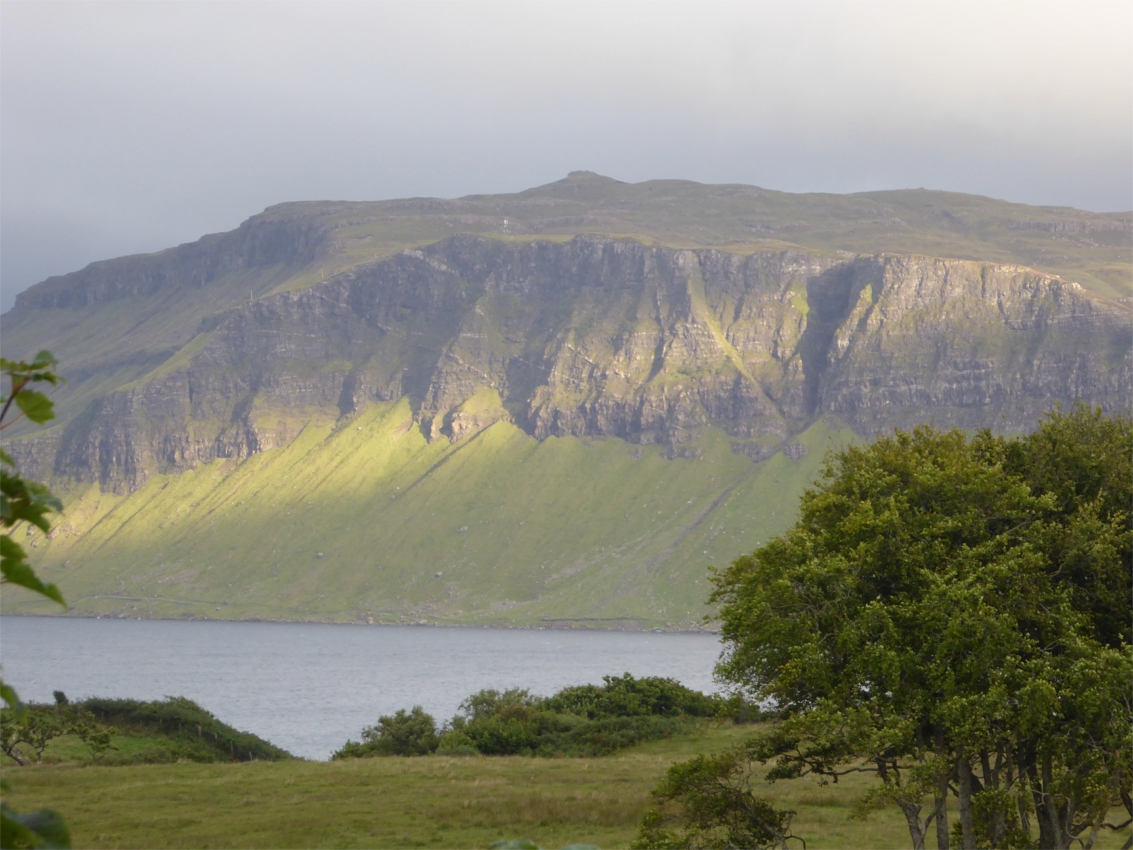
[2,0,1130,312]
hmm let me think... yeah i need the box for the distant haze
[2,1,1130,312]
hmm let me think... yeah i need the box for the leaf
[0,678,25,717]
[0,537,65,605]
[1,470,61,532]
[30,351,59,370]
[14,391,54,425]
[1,351,61,389]
[0,448,13,467]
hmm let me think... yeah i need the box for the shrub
[632,744,800,850]
[333,706,438,758]
[545,673,722,719]
[435,730,479,756]
[335,676,729,759]
[456,688,543,722]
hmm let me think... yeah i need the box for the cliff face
[12,214,328,311]
[9,236,1129,493]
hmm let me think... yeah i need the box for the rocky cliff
[8,235,1129,494]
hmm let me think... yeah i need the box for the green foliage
[68,715,117,763]
[0,351,70,848]
[333,706,439,759]
[458,688,542,722]
[632,742,799,850]
[449,676,726,757]
[451,705,580,757]
[948,788,1033,850]
[711,407,1132,850]
[991,404,1132,649]
[0,351,65,606]
[1,696,290,766]
[544,674,723,720]
[0,799,70,850]
[0,711,64,766]
[335,675,722,760]
[1,702,122,767]
[75,696,292,763]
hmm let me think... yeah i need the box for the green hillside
[7,398,848,628]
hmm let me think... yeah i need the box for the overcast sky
[2,1,1130,313]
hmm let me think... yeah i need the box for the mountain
[2,174,1130,628]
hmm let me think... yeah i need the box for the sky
[2,1,1131,313]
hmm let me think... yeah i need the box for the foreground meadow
[8,723,1130,849]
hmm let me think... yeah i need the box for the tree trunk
[934,729,951,850]
[1017,793,1030,838]
[898,802,929,850]
[1039,754,1068,850]
[958,755,977,850]
[934,789,950,850]
[5,746,26,766]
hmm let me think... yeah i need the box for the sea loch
[0,617,722,759]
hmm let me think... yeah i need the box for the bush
[550,715,690,757]
[334,676,729,759]
[332,706,438,759]
[435,730,479,756]
[545,674,723,720]
[457,688,542,722]
[459,705,579,756]
[632,744,800,850]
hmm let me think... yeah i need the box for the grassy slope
[8,399,847,628]
[8,723,1130,849]
[2,698,292,767]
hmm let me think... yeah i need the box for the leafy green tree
[711,412,1131,850]
[455,688,542,723]
[68,712,117,763]
[0,351,71,849]
[333,706,439,758]
[0,710,65,765]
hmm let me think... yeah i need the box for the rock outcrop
[6,236,1130,492]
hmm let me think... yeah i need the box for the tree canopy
[711,407,1131,850]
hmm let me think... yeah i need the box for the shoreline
[0,610,723,635]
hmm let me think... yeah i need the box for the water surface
[0,617,723,759]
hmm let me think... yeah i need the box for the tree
[0,709,64,766]
[711,412,1131,850]
[69,715,117,763]
[332,706,439,758]
[1,351,72,850]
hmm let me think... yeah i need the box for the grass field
[0,723,906,849]
[7,722,1130,849]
